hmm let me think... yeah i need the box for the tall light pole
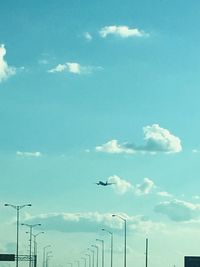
[22,223,41,267]
[88,249,94,267]
[26,231,44,267]
[75,260,80,267]
[112,215,127,267]
[145,238,148,267]
[33,232,44,267]
[85,254,91,267]
[67,263,73,267]
[32,232,44,257]
[81,257,86,267]
[96,239,104,267]
[43,246,51,267]
[46,251,52,267]
[102,229,113,267]
[4,203,31,267]
[91,245,99,267]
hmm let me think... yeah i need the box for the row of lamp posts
[4,204,127,267]
[70,214,126,267]
[4,203,52,267]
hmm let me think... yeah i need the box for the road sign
[185,256,200,267]
[0,254,15,261]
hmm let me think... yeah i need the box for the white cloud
[135,178,155,196]
[142,124,182,153]
[192,149,200,153]
[96,140,134,154]
[193,195,200,200]
[106,175,155,196]
[0,44,16,82]
[96,124,182,154]
[84,32,92,41]
[157,191,173,198]
[16,151,42,158]
[48,62,102,75]
[108,175,133,194]
[99,25,147,38]
[154,199,200,221]
[24,212,162,234]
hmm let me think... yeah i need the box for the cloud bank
[154,199,200,221]
[96,124,182,154]
[99,25,147,38]
[0,44,16,82]
[25,212,162,234]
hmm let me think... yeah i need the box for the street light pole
[4,203,32,267]
[96,239,104,267]
[43,246,51,267]
[88,250,94,267]
[46,251,52,267]
[21,223,41,267]
[33,232,44,267]
[145,238,148,267]
[102,229,113,267]
[81,258,86,267]
[112,215,127,267]
[85,254,91,267]
[91,245,99,267]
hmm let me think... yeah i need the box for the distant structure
[185,256,200,267]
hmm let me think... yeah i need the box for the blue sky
[1,1,200,267]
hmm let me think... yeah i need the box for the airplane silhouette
[95,181,115,186]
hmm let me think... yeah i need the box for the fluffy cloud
[48,62,102,75]
[16,151,42,158]
[96,140,134,154]
[154,199,200,221]
[0,44,16,82]
[24,212,162,234]
[141,124,182,153]
[108,175,133,194]
[106,175,155,196]
[99,25,147,38]
[135,178,155,196]
[96,124,182,154]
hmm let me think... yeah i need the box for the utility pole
[145,238,148,267]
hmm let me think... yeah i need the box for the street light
[112,215,127,267]
[85,254,91,267]
[88,249,94,267]
[32,232,44,256]
[102,229,113,267]
[26,231,44,267]
[21,223,41,267]
[4,203,31,267]
[43,246,51,267]
[96,239,104,267]
[46,251,52,267]
[75,260,80,267]
[46,253,53,267]
[81,257,86,267]
[67,263,73,267]
[91,245,99,267]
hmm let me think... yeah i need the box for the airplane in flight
[95,180,115,186]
